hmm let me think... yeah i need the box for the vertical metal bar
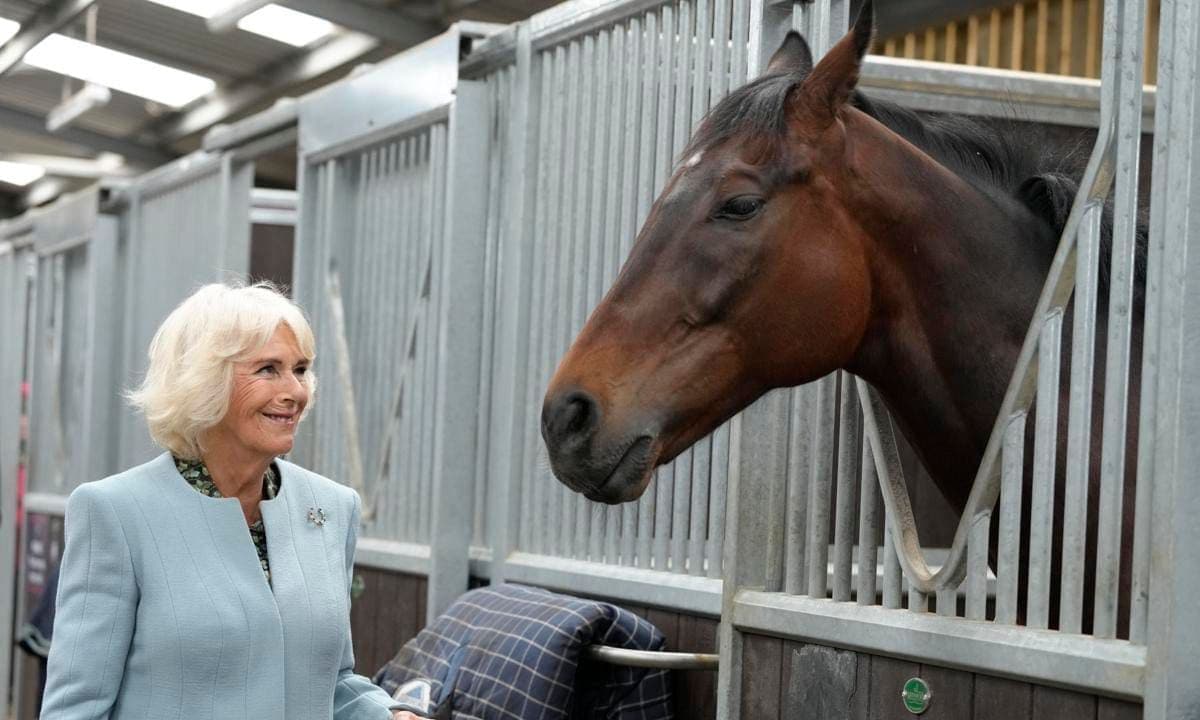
[966,509,991,620]
[635,9,659,228]
[1027,312,1063,629]
[731,0,749,83]
[805,374,836,598]
[653,460,675,570]
[688,434,711,575]
[692,0,711,125]
[1060,203,1102,634]
[707,421,730,578]
[568,37,593,560]
[857,439,880,606]
[673,0,693,158]
[783,386,810,594]
[710,0,730,100]
[833,375,861,602]
[654,3,676,191]
[882,511,902,609]
[995,412,1028,625]
[1094,0,1146,640]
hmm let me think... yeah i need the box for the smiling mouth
[584,436,655,503]
[263,413,296,426]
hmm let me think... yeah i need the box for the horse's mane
[688,71,1147,298]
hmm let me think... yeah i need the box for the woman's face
[208,324,310,462]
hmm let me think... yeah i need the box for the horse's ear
[1017,172,1078,236]
[793,0,875,126]
[765,31,814,78]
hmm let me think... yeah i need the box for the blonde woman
[41,283,416,719]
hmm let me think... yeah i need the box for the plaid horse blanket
[373,584,674,720]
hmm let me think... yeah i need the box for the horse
[540,2,1143,634]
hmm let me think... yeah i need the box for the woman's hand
[392,712,421,719]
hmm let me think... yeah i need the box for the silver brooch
[306,507,328,527]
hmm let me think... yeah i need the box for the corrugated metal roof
[0,67,154,137]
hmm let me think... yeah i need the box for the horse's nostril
[544,390,600,447]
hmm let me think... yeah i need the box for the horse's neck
[843,114,1057,509]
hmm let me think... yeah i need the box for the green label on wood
[901,677,931,715]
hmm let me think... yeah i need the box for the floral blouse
[174,456,281,584]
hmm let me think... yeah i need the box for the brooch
[306,507,328,527]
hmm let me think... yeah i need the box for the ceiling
[0,0,560,212]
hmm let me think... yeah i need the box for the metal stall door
[24,188,122,500]
[292,26,490,622]
[0,226,34,716]
[468,0,766,615]
[116,154,253,470]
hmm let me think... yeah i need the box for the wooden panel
[349,566,427,676]
[674,613,718,720]
[869,654,921,720]
[741,634,784,720]
[1032,685,1097,719]
[974,674,1033,720]
[1098,698,1143,720]
[781,641,870,719]
[918,662,975,719]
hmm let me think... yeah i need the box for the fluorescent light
[25,34,215,108]
[236,5,333,46]
[0,17,18,45]
[0,161,46,187]
[145,1,334,46]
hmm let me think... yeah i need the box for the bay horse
[541,2,1143,633]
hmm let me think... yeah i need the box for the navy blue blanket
[373,584,674,720]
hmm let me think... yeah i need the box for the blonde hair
[128,282,317,460]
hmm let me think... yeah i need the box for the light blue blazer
[41,452,400,720]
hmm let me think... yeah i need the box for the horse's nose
[541,388,600,452]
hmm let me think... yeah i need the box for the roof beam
[155,31,397,143]
[0,102,172,168]
[0,0,97,78]
[280,0,444,47]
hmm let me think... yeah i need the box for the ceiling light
[0,17,17,45]
[24,34,216,108]
[145,1,334,46]
[0,161,46,187]
[236,5,334,47]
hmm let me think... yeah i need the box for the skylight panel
[24,34,216,108]
[0,17,18,45]
[236,5,334,47]
[144,1,335,46]
[0,160,46,187]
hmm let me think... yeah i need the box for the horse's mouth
[582,436,656,504]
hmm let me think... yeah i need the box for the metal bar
[833,374,861,602]
[995,413,1026,625]
[783,386,810,594]
[585,645,719,670]
[707,422,729,578]
[688,434,711,575]
[1059,203,1102,634]
[673,0,694,159]
[636,9,659,229]
[1027,312,1063,630]
[965,509,990,621]
[710,0,729,100]
[619,17,643,566]
[857,439,880,606]
[731,0,749,83]
[692,0,711,124]
[882,512,902,609]
[565,37,589,560]
[1093,0,1146,640]
[805,374,836,598]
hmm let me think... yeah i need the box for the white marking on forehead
[684,151,704,169]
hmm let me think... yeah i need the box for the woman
[41,283,417,719]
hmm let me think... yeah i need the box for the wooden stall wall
[16,512,64,720]
[740,635,1141,720]
[348,567,429,678]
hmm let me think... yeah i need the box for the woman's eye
[257,365,277,375]
[295,366,308,376]
[716,196,765,220]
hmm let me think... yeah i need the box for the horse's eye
[715,196,765,220]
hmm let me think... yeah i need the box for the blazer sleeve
[40,484,138,720]
[333,490,401,720]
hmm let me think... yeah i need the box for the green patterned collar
[173,456,280,503]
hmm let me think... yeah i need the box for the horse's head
[542,5,878,503]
